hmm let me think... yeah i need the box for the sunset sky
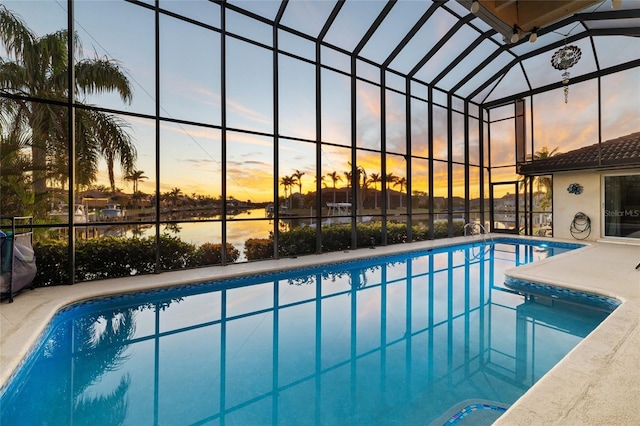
[4,0,639,203]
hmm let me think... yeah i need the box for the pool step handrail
[463,222,493,261]
[463,222,494,244]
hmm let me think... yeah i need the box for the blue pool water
[0,239,616,425]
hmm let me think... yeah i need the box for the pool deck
[1,235,638,424]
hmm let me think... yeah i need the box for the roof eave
[518,161,640,176]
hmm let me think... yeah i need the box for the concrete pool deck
[1,235,638,424]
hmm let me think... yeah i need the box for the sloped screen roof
[228,0,640,108]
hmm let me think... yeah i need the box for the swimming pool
[0,238,617,425]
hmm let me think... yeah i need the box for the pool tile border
[504,276,621,312]
[445,403,508,425]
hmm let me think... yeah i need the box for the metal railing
[463,222,493,261]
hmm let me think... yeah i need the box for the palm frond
[0,6,137,215]
[0,61,28,92]
[75,58,133,104]
[0,5,36,60]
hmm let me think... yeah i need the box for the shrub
[387,223,408,244]
[355,222,382,247]
[31,221,463,286]
[411,225,431,241]
[158,235,197,269]
[75,237,156,281]
[32,235,239,286]
[244,238,273,261]
[321,225,352,252]
[278,226,317,256]
[194,242,239,265]
[433,220,465,238]
[32,240,69,286]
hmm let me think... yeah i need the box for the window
[603,174,640,239]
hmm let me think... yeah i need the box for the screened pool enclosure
[0,0,638,285]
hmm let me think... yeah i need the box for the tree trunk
[30,114,51,216]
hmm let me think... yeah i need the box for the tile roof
[518,131,640,175]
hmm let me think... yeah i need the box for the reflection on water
[0,241,611,426]
[70,208,423,263]
[73,209,290,262]
[124,208,277,246]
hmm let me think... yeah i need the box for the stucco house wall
[553,167,640,241]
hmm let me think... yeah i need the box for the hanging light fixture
[551,41,582,103]
[510,25,520,43]
[470,1,480,14]
[529,28,538,43]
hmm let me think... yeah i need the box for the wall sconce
[470,1,480,14]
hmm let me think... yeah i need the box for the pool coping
[1,235,639,424]
[495,238,640,425]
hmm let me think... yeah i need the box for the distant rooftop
[518,131,640,175]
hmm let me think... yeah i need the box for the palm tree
[354,165,367,213]
[124,170,148,194]
[0,5,136,215]
[343,170,352,203]
[91,111,136,192]
[394,176,407,209]
[292,169,305,195]
[368,173,382,209]
[71,109,136,193]
[279,175,295,208]
[130,190,145,210]
[520,146,558,202]
[23,306,139,425]
[326,171,342,204]
[164,187,182,209]
[530,146,558,195]
[291,169,305,209]
[385,173,398,209]
[125,170,148,210]
[0,132,35,214]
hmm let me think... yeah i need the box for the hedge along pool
[0,238,619,426]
